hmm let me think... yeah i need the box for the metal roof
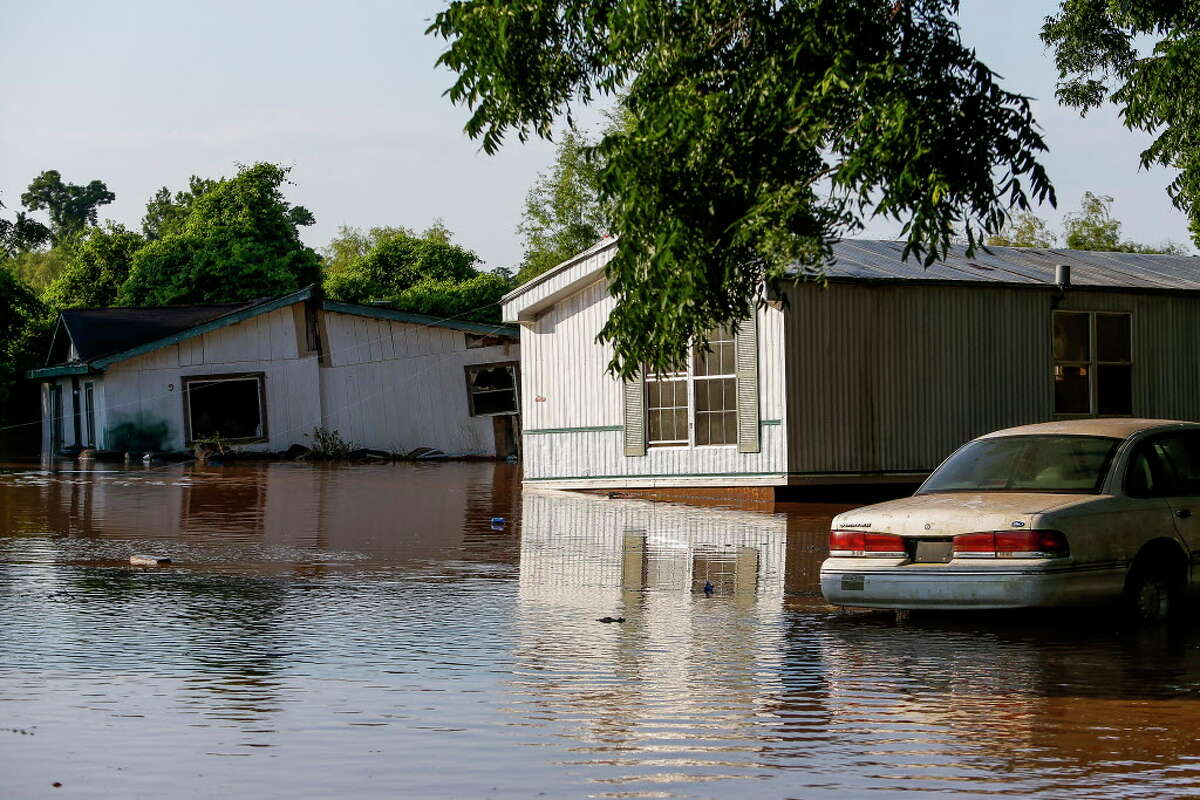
[819,239,1200,290]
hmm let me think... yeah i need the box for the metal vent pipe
[1055,264,1071,288]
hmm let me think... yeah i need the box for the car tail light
[828,530,906,557]
[953,530,1069,559]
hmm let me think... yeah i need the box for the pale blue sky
[1,1,1192,270]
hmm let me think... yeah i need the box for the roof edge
[27,364,93,379]
[89,285,316,370]
[321,300,518,337]
[501,237,618,304]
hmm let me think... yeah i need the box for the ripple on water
[3,462,1200,798]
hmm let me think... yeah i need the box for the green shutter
[735,314,760,453]
[623,372,646,457]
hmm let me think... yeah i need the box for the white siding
[318,311,518,456]
[518,278,788,488]
[101,306,320,453]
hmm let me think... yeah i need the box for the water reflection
[4,463,1200,797]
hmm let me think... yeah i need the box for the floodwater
[3,462,1200,798]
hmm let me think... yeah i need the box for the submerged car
[820,419,1200,619]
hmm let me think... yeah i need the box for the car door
[1143,432,1200,573]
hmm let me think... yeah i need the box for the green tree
[0,195,51,258]
[4,248,69,293]
[429,0,1054,376]
[321,225,411,278]
[119,163,321,305]
[141,176,219,240]
[323,223,514,322]
[323,223,482,302]
[1063,192,1187,254]
[20,170,115,244]
[392,271,515,324]
[517,129,610,283]
[1043,4,1200,248]
[0,266,51,427]
[986,211,1057,248]
[43,224,146,309]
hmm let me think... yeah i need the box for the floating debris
[596,617,626,624]
[129,554,172,567]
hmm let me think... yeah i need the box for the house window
[647,327,738,447]
[83,382,96,448]
[466,363,518,416]
[183,373,267,443]
[1053,311,1132,416]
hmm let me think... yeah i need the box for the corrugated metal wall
[784,283,1200,475]
[785,283,1050,473]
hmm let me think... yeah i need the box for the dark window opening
[467,364,518,416]
[1053,311,1132,416]
[466,333,507,349]
[83,382,96,448]
[184,374,267,442]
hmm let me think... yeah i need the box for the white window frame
[645,329,739,449]
[1052,310,1133,417]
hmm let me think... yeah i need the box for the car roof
[977,418,1200,441]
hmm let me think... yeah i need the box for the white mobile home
[502,239,1200,492]
[31,287,520,459]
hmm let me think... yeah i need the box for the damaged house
[502,238,1200,494]
[30,286,520,459]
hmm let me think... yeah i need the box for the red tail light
[953,530,1069,558]
[829,530,906,556]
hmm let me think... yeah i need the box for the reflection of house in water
[519,488,787,602]
[11,461,521,571]
[512,489,792,771]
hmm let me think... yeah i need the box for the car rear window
[919,435,1121,494]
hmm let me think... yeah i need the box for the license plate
[841,574,865,591]
[913,539,954,563]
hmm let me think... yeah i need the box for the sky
[0,1,1193,272]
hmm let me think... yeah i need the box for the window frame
[645,329,739,450]
[181,371,269,445]
[1052,310,1133,418]
[83,381,96,448]
[464,361,520,417]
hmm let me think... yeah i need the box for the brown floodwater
[2,461,1200,798]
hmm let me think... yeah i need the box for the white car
[820,419,1200,619]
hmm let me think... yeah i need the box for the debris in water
[597,617,626,624]
[704,581,714,596]
[490,516,506,530]
[129,555,172,567]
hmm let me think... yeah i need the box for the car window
[1125,444,1168,497]
[920,435,1120,494]
[1152,432,1200,497]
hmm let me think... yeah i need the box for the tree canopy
[0,266,49,425]
[119,163,321,306]
[1043,3,1200,248]
[20,170,115,244]
[43,224,146,309]
[323,223,512,323]
[516,128,611,284]
[0,196,51,258]
[985,211,1057,248]
[430,0,1055,376]
[141,176,219,241]
[1063,191,1187,254]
